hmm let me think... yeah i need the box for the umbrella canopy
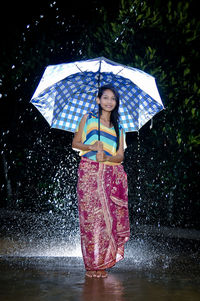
[31,57,164,132]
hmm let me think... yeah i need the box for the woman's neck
[100,110,111,122]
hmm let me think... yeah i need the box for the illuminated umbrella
[31,57,164,133]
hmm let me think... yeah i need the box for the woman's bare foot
[96,270,108,278]
[85,270,97,278]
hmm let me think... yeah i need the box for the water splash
[0,234,82,258]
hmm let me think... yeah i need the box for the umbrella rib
[115,68,124,76]
[75,64,84,73]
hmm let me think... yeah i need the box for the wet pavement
[0,209,200,300]
[0,242,200,301]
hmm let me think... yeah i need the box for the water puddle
[0,237,200,301]
[0,210,200,300]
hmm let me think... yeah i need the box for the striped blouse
[76,111,125,165]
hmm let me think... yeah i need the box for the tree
[0,0,199,229]
[80,0,200,228]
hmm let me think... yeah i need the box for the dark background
[0,0,199,229]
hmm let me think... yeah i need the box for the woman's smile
[105,104,114,109]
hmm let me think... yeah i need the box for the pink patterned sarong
[77,157,130,270]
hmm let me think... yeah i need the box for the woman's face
[97,89,117,112]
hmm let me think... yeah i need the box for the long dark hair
[97,85,120,151]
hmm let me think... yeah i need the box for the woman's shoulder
[83,111,98,123]
[80,113,89,123]
[80,111,97,125]
[88,111,98,119]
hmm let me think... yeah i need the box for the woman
[72,85,130,278]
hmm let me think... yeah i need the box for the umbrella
[31,57,164,134]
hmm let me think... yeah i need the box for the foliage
[79,0,200,228]
[0,0,199,229]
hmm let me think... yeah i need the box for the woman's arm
[96,129,125,163]
[72,114,103,152]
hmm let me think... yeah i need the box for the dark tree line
[0,0,199,229]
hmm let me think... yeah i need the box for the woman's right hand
[89,141,103,151]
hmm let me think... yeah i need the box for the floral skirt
[77,157,130,270]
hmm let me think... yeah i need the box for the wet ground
[0,210,200,300]
[0,239,200,301]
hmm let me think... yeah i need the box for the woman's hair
[97,85,120,151]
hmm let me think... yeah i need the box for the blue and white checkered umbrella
[31,57,164,132]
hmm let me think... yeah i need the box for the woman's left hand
[96,150,108,162]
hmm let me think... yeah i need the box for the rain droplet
[50,1,56,7]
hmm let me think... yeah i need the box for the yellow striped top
[76,112,125,165]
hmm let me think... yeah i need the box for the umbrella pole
[97,59,102,141]
[98,104,100,141]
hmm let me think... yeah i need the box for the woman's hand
[96,150,108,162]
[89,141,103,151]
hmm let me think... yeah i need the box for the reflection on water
[0,209,200,300]
[0,256,200,301]
[82,275,124,301]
